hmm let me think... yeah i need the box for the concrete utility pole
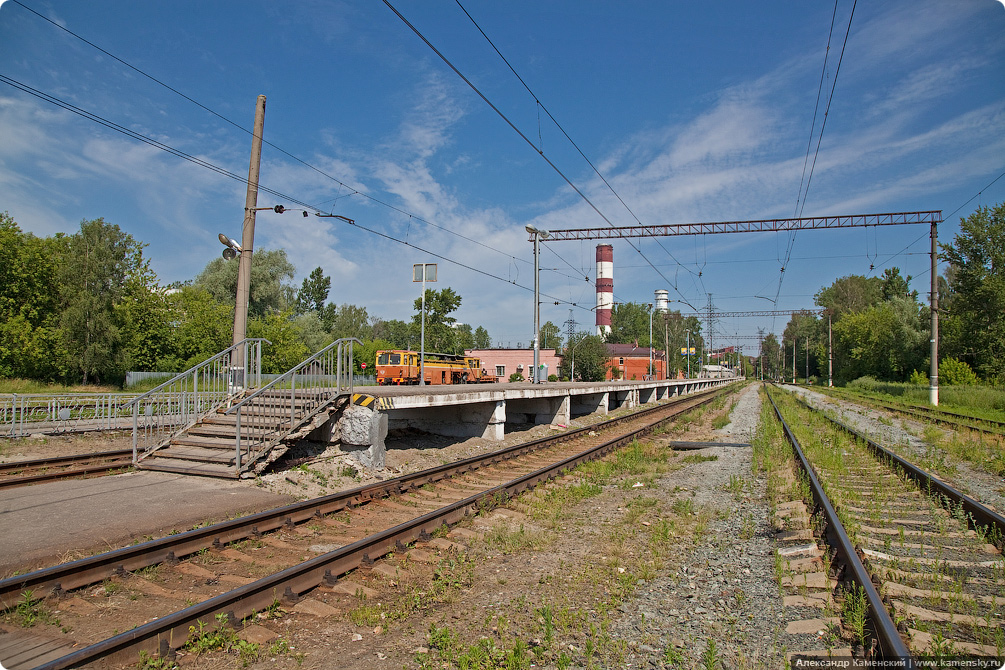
[828,312,833,387]
[930,221,939,406]
[233,95,266,354]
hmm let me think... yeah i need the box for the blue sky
[1,0,1003,352]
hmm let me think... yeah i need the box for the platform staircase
[125,338,359,479]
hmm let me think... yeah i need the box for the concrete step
[137,457,240,479]
[148,445,237,464]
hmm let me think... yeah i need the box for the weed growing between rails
[415,400,739,670]
[771,387,1005,654]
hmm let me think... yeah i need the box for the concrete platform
[0,471,295,574]
[366,377,734,440]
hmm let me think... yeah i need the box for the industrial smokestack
[596,244,613,337]
[654,289,669,313]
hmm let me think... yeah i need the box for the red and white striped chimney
[596,244,613,337]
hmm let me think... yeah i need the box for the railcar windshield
[377,353,401,365]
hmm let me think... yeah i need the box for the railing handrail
[224,338,361,414]
[121,338,271,409]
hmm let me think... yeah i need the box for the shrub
[548,374,558,382]
[509,372,524,382]
[939,358,978,386]
[908,369,928,385]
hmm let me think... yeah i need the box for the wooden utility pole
[233,95,267,355]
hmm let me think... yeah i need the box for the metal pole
[233,95,266,363]
[792,338,796,384]
[930,221,939,406]
[805,337,809,384]
[648,305,653,379]
[533,232,541,384]
[687,331,691,379]
[420,268,426,386]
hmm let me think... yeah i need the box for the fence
[1,393,140,437]
[124,339,270,465]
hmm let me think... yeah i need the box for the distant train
[375,350,497,385]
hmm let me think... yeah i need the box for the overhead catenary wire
[0,74,606,318]
[453,0,701,294]
[8,0,528,272]
[384,0,698,311]
[771,0,858,328]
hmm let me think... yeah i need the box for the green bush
[508,372,524,382]
[939,358,978,386]
[548,374,558,382]
[908,369,928,385]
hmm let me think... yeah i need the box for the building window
[495,365,505,376]
[619,357,625,365]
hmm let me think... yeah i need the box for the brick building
[604,343,666,381]
[464,349,562,382]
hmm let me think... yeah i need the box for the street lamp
[413,263,437,386]
[526,225,550,384]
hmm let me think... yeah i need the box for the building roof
[605,343,664,357]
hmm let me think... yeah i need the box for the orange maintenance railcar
[375,350,496,385]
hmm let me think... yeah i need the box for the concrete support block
[340,405,387,470]
[387,400,505,441]
[507,396,571,427]
[571,392,607,417]
[639,386,656,404]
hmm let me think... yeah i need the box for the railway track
[817,386,1005,437]
[0,384,736,669]
[0,450,134,490]
[766,386,1005,664]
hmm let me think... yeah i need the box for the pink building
[465,349,562,382]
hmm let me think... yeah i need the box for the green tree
[560,333,608,381]
[166,286,234,369]
[355,338,395,374]
[295,266,331,315]
[941,202,1005,382]
[117,271,174,372]
[814,274,882,318]
[832,299,926,382]
[880,267,916,302]
[607,302,651,345]
[194,248,295,318]
[248,311,310,374]
[539,321,562,351]
[759,333,782,381]
[329,303,372,341]
[455,323,475,352]
[59,218,146,384]
[0,213,67,380]
[372,318,415,350]
[473,326,491,349]
[412,288,462,354]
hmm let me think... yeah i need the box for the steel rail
[0,382,735,610]
[824,388,1005,436]
[0,449,133,475]
[765,388,914,665]
[790,393,1005,538]
[0,450,134,490]
[33,381,731,668]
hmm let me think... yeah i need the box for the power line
[453,0,701,293]
[9,0,528,271]
[0,74,603,317]
[383,0,698,311]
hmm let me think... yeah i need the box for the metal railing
[1,393,141,437]
[124,339,270,464]
[224,338,359,473]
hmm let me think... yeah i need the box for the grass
[839,378,1005,419]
